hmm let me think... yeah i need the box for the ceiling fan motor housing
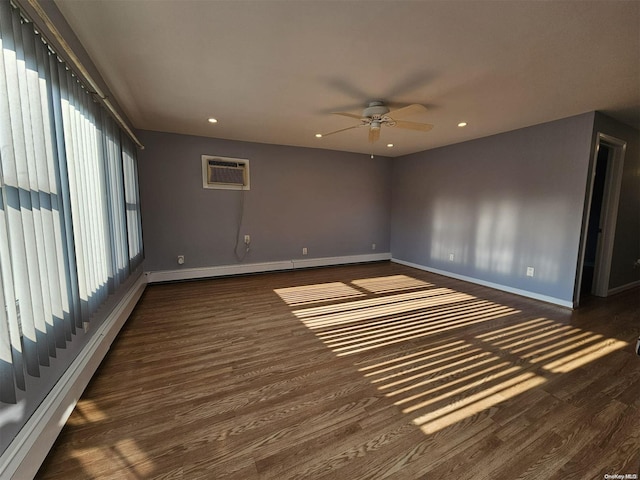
[363,101,390,118]
[322,101,432,141]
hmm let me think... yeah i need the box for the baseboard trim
[145,253,392,283]
[391,258,574,309]
[608,279,640,296]
[291,253,391,270]
[145,260,294,283]
[0,273,147,480]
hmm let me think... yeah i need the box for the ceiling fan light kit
[320,100,434,143]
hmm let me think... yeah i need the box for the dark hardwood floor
[36,262,640,479]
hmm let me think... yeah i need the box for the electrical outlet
[372,243,376,250]
[449,253,454,261]
[177,255,185,265]
[526,266,535,277]
[244,235,251,245]
[302,247,308,255]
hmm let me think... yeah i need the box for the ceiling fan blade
[387,103,427,120]
[368,127,380,143]
[332,112,364,120]
[321,124,361,137]
[393,120,434,132]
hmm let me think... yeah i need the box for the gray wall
[592,113,640,290]
[138,112,636,303]
[137,130,392,272]
[391,113,596,303]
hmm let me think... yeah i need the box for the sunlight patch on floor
[398,363,522,412]
[280,274,629,437]
[292,285,519,356]
[69,438,154,478]
[352,274,432,294]
[414,372,547,434]
[294,288,466,322]
[542,338,628,373]
[366,344,484,384]
[357,340,467,374]
[66,400,109,426]
[274,282,365,306]
[383,354,503,397]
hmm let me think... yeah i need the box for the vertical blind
[0,0,143,412]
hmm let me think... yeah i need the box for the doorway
[575,133,627,306]
[581,144,609,296]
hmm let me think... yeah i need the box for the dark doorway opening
[581,144,610,296]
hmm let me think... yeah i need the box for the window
[0,0,143,455]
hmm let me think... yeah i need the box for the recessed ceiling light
[387,143,394,147]
[208,117,218,124]
[315,133,322,138]
[458,122,467,127]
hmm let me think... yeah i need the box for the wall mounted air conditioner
[202,155,250,190]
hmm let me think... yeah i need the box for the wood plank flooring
[36,262,640,479]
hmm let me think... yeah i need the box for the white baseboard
[0,274,147,480]
[391,258,574,309]
[145,253,392,283]
[608,279,640,296]
[291,253,391,270]
[145,260,294,283]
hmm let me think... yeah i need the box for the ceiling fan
[320,100,433,143]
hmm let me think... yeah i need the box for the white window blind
[0,0,143,455]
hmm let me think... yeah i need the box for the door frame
[574,132,627,306]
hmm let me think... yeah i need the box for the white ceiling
[54,0,640,157]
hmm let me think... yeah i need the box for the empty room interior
[1,0,639,478]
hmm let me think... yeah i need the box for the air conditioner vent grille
[209,159,242,168]
[202,155,250,190]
